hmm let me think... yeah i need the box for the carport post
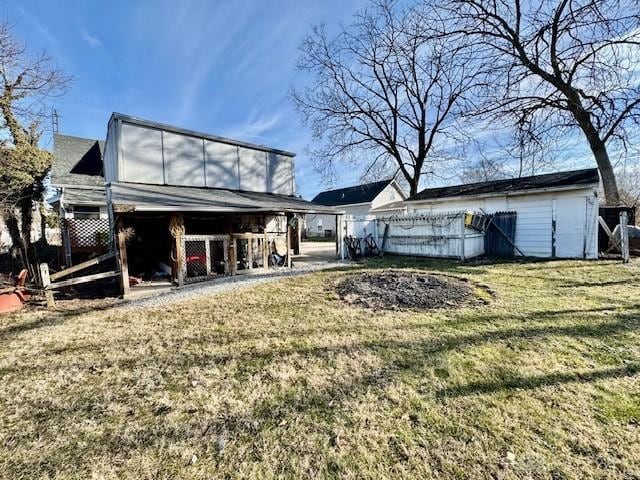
[620,211,630,263]
[116,217,131,296]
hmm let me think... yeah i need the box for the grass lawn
[1,258,639,479]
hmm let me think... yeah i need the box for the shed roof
[52,134,105,188]
[109,182,339,214]
[410,168,599,201]
[111,113,296,157]
[311,179,393,206]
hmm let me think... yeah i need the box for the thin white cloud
[80,28,102,48]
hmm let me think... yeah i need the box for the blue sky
[8,0,370,199]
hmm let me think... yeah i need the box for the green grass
[1,258,639,479]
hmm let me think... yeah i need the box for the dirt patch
[335,270,482,311]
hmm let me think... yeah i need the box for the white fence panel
[341,211,484,259]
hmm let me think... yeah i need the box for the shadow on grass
[437,364,640,398]
[0,301,118,343]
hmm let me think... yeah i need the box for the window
[317,218,323,232]
[72,206,100,220]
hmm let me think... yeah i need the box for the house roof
[410,168,599,201]
[108,182,340,214]
[311,179,393,206]
[111,112,296,157]
[52,134,105,188]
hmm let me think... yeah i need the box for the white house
[403,168,600,259]
[307,179,406,237]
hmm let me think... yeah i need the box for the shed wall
[409,187,598,259]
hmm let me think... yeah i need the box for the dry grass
[1,258,639,479]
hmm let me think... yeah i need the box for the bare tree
[438,0,640,205]
[292,0,480,197]
[0,21,70,267]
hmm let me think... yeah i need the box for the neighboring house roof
[111,112,296,157]
[312,179,393,206]
[410,168,599,201]
[51,134,105,188]
[109,182,339,214]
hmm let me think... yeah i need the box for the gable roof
[311,179,393,206]
[52,134,105,188]
[410,168,599,201]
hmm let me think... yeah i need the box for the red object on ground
[0,292,26,313]
[0,269,31,313]
[129,276,143,286]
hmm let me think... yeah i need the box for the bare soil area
[335,270,481,310]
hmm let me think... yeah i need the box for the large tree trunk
[4,212,26,271]
[573,109,620,205]
[590,140,620,206]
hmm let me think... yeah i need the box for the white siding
[238,147,267,192]
[121,123,164,184]
[205,141,239,189]
[371,183,404,209]
[164,132,205,187]
[111,119,295,194]
[103,118,119,183]
[268,153,293,195]
[408,187,598,259]
[506,196,553,257]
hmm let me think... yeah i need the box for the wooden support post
[205,239,211,276]
[263,232,269,272]
[287,217,293,268]
[380,223,390,257]
[335,215,339,257]
[621,211,630,264]
[39,263,55,308]
[295,215,301,255]
[116,217,130,296]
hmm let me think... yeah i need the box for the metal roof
[108,182,339,214]
[110,112,296,157]
[51,134,105,188]
[311,179,393,206]
[410,168,599,201]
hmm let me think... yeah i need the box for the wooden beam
[116,217,131,296]
[598,216,621,252]
[50,251,117,282]
[621,211,630,263]
[287,219,293,268]
[39,263,55,307]
[47,270,119,290]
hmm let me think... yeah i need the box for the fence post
[460,213,466,261]
[39,263,55,308]
[620,211,630,264]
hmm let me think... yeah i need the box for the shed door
[507,196,553,257]
[554,196,587,258]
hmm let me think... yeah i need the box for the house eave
[405,183,599,204]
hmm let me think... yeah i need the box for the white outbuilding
[400,168,600,259]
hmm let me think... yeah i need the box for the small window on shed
[72,206,100,220]
[317,218,323,231]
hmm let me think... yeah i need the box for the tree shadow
[437,364,640,398]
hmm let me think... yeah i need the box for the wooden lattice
[62,218,111,248]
